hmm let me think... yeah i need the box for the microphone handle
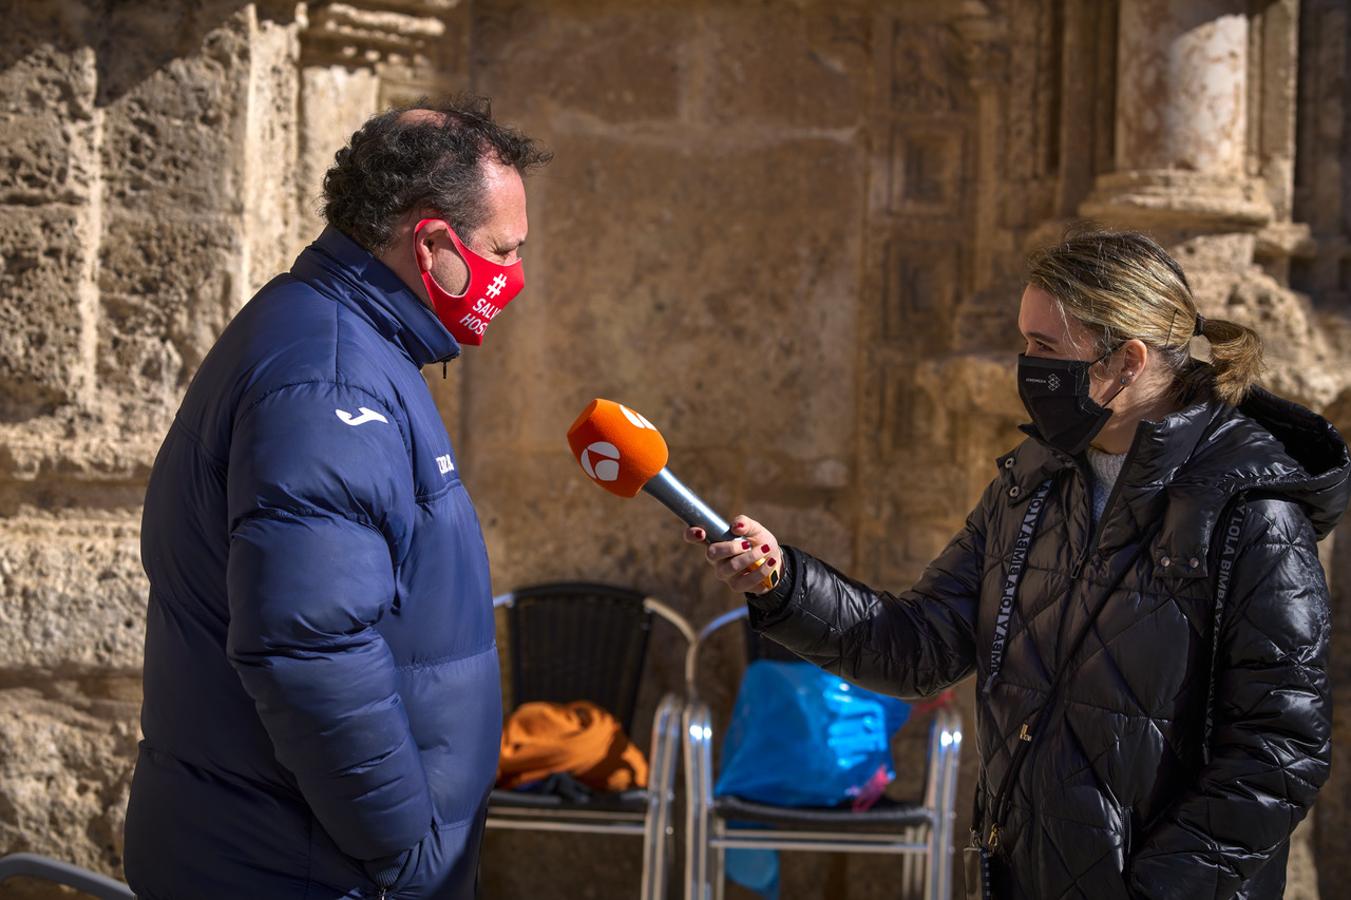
[642,468,734,539]
[643,467,776,590]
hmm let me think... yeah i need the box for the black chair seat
[713,795,930,830]
[489,787,649,814]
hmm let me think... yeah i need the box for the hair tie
[1193,314,1206,337]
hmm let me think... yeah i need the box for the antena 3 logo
[580,441,621,482]
[575,402,653,481]
[577,405,657,484]
[619,405,656,431]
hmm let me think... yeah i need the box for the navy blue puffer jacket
[125,227,501,898]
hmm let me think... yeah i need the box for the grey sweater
[1086,447,1127,524]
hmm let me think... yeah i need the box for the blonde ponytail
[1199,316,1263,405]
[1027,226,1267,408]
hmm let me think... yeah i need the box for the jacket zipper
[987,707,1046,847]
[1070,427,1145,579]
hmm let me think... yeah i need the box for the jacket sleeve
[224,381,432,862]
[748,479,995,698]
[1127,498,1332,900]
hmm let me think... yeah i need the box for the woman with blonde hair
[688,228,1350,899]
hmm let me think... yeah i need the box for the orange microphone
[567,399,774,589]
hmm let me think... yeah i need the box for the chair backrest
[496,582,655,735]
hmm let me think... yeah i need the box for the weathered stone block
[0,112,99,207]
[882,239,962,351]
[472,2,683,123]
[97,211,241,406]
[0,19,98,204]
[297,66,381,239]
[98,9,250,214]
[0,678,140,880]
[462,133,866,460]
[0,205,94,422]
[242,13,304,295]
[695,3,872,129]
[1221,270,1342,408]
[0,517,146,674]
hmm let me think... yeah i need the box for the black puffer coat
[753,386,1349,900]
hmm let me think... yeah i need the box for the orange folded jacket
[497,700,648,791]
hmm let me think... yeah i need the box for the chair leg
[645,694,681,900]
[683,702,714,900]
[926,819,941,900]
[640,752,660,899]
[899,826,916,899]
[935,709,961,900]
[712,822,726,900]
[917,827,929,900]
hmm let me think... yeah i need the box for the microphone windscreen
[567,399,670,498]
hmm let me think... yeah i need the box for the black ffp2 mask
[1017,350,1125,457]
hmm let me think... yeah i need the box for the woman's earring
[1120,376,1130,385]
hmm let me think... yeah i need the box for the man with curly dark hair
[125,97,550,899]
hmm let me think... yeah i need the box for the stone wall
[1,1,1349,898]
[0,1,464,896]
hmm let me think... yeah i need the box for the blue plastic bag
[714,660,910,900]
[715,660,910,806]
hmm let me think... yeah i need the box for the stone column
[1081,0,1272,232]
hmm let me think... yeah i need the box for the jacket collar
[996,430,1071,507]
[1000,394,1219,496]
[290,226,460,368]
[998,397,1226,579]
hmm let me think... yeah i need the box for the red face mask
[414,217,524,347]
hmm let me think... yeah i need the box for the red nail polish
[742,541,751,550]
[761,544,771,553]
[767,558,777,567]
[734,522,744,531]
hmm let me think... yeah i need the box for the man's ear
[412,218,449,273]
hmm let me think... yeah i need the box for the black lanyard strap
[1203,500,1246,765]
[969,476,1052,844]
[985,478,1054,694]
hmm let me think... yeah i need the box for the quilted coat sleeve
[749,479,995,699]
[1127,498,1332,900]
[224,381,432,862]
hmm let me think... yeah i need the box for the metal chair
[0,853,133,899]
[486,582,694,900]
[682,606,963,900]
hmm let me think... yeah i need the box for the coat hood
[1192,386,1350,540]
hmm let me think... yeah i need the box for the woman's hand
[683,515,783,595]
